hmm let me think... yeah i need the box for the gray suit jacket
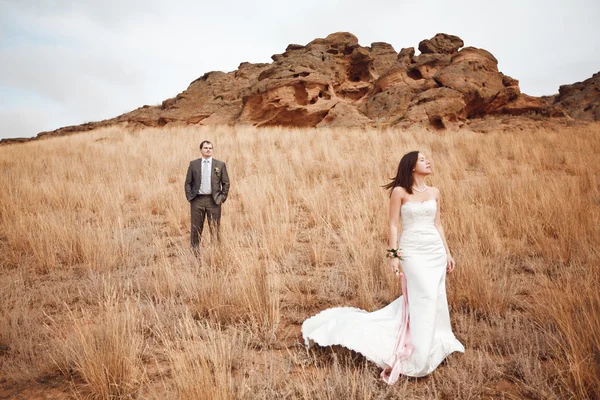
[184,158,230,204]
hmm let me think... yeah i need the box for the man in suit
[184,140,230,248]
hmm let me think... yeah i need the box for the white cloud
[0,0,599,139]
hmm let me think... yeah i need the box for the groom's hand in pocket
[215,194,226,205]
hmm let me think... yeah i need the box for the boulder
[410,53,452,79]
[418,33,464,55]
[370,42,398,77]
[433,47,505,116]
[397,47,415,64]
[317,102,373,127]
[362,85,416,121]
[552,72,600,121]
[405,87,467,127]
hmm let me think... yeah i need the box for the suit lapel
[211,160,220,191]
[213,159,220,177]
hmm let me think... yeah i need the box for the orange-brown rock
[405,87,467,128]
[361,85,415,121]
[4,32,588,145]
[550,72,600,121]
[433,47,505,115]
[418,33,464,55]
[410,53,452,80]
[317,102,373,128]
[370,42,399,77]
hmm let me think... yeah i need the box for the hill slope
[1,124,599,398]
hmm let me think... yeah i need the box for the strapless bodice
[400,199,437,232]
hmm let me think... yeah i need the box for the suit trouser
[190,194,221,247]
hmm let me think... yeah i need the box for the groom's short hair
[199,140,212,149]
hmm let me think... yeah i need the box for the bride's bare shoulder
[390,186,408,205]
[429,186,441,199]
[392,186,408,197]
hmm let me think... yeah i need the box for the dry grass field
[0,122,599,399]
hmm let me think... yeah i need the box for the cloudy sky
[0,0,598,139]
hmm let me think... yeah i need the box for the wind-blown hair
[383,151,420,196]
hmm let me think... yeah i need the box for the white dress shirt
[199,157,212,195]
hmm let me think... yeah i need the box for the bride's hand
[446,254,456,273]
[389,258,401,278]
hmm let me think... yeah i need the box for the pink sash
[381,272,414,384]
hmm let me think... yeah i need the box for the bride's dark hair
[383,151,420,195]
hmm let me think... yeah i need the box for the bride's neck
[413,175,427,189]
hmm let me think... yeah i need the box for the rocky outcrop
[3,32,589,145]
[550,72,600,121]
[418,33,464,55]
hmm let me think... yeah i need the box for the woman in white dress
[301,151,464,384]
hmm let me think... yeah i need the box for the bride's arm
[433,188,455,273]
[388,187,404,273]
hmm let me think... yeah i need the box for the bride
[301,151,464,384]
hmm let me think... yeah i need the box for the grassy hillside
[1,124,599,399]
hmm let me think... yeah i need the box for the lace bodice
[400,199,437,232]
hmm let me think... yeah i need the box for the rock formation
[117,32,565,130]
[3,32,598,144]
[549,72,600,121]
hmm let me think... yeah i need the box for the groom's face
[201,143,213,158]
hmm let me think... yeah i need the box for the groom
[184,140,230,248]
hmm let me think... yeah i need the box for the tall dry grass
[0,122,599,399]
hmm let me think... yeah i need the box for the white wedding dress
[301,199,464,384]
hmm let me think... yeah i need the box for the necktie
[201,160,211,194]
